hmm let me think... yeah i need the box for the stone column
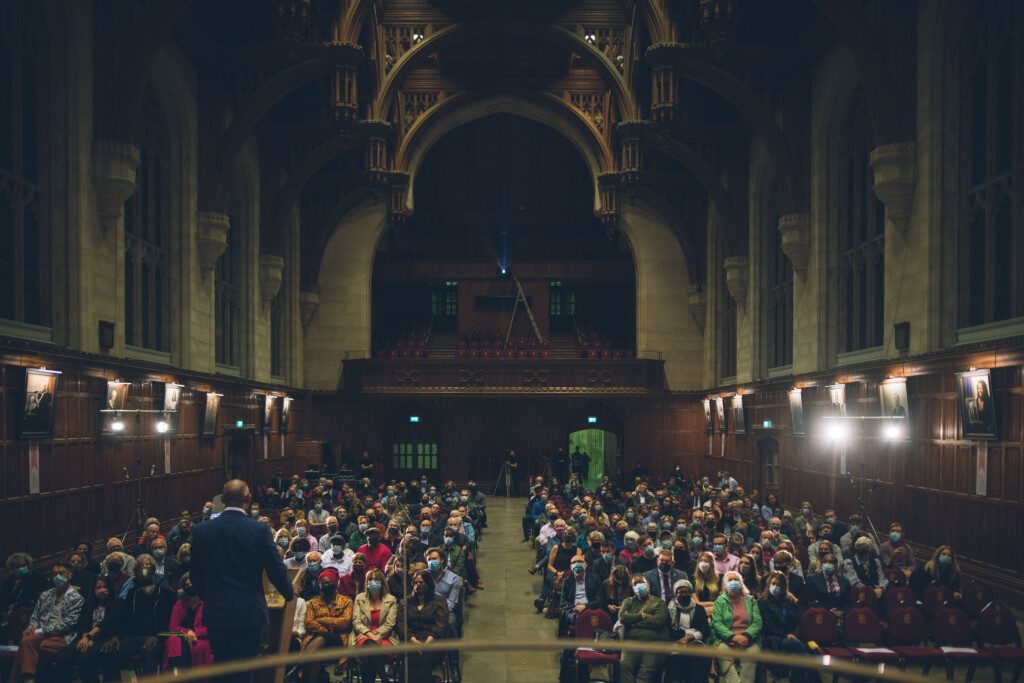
[259,255,285,306]
[778,212,812,276]
[92,140,140,233]
[724,256,749,307]
[869,143,916,231]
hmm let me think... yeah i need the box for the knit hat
[673,579,693,592]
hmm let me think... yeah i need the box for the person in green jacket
[710,570,762,683]
[618,575,670,683]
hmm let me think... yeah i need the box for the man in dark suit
[559,552,605,635]
[802,553,851,614]
[643,548,689,601]
[591,539,628,582]
[191,479,295,683]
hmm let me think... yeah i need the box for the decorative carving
[598,172,619,240]
[568,93,608,134]
[869,143,916,231]
[361,120,392,203]
[586,369,613,388]
[394,368,422,387]
[400,91,440,135]
[651,63,677,124]
[197,212,230,274]
[387,170,410,233]
[259,255,285,306]
[522,369,549,387]
[617,120,650,202]
[383,25,428,70]
[300,287,319,328]
[723,255,749,306]
[687,284,707,333]
[458,369,485,387]
[582,27,625,69]
[778,212,812,276]
[93,140,141,233]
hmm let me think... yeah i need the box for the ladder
[504,275,544,347]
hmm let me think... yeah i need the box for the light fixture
[111,418,125,432]
[156,421,169,434]
[883,423,901,440]
[411,32,423,42]
[409,416,419,423]
[825,420,848,442]
[588,416,598,423]
[584,33,597,43]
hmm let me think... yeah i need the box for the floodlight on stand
[111,417,125,432]
[883,422,901,440]
[825,420,848,442]
[156,420,169,434]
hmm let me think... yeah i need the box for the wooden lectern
[255,569,299,683]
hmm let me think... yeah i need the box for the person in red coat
[338,554,367,599]
[162,572,213,678]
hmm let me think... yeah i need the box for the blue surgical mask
[727,580,742,594]
[601,553,613,563]
[594,505,603,513]
[627,513,635,520]
[444,537,454,546]
[769,585,781,597]
[693,537,704,547]
[277,539,289,548]
[890,532,901,543]
[315,504,323,511]
[572,563,585,575]
[661,541,673,549]
[52,574,69,588]
[643,546,656,557]
[822,563,835,575]
[633,583,649,598]
[308,563,320,572]
[713,544,724,555]
[938,555,952,565]
[358,524,368,533]
[428,559,441,572]
[420,527,431,536]
[849,525,859,534]
[367,581,381,593]
[14,567,30,578]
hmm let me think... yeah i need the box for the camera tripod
[493,460,514,497]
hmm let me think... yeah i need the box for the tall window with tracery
[720,248,737,379]
[0,2,51,326]
[836,87,885,354]
[125,87,170,351]
[762,177,792,368]
[958,2,1022,328]
[216,196,242,367]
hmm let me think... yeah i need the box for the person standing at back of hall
[503,450,520,496]
[190,479,295,683]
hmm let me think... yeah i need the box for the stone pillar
[197,211,230,275]
[300,287,320,328]
[687,284,706,333]
[259,254,285,306]
[778,212,812,276]
[869,143,916,231]
[92,140,140,233]
[723,255,749,306]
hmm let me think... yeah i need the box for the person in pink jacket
[162,573,213,678]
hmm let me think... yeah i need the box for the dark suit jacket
[560,572,606,614]
[591,556,628,583]
[803,572,851,612]
[191,509,294,628]
[643,567,690,601]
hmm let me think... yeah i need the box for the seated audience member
[118,553,170,599]
[353,568,397,683]
[100,553,130,595]
[807,526,843,566]
[148,538,178,590]
[748,545,769,586]
[758,570,808,662]
[72,542,103,577]
[769,551,804,603]
[301,567,353,683]
[132,523,164,558]
[558,553,604,633]
[843,536,889,597]
[339,553,368,599]
[357,527,393,572]
[167,514,194,556]
[760,494,780,523]
[285,538,312,571]
[307,497,330,536]
[879,522,916,578]
[318,518,341,553]
[9,560,84,683]
[794,503,817,539]
[173,544,192,588]
[909,545,962,601]
[712,534,740,575]
[773,540,803,578]
[66,551,98,601]
[604,564,633,617]
[643,548,688,601]
[710,570,762,683]
[396,570,448,683]
[440,527,468,581]
[322,535,354,575]
[102,558,176,677]
[738,554,761,595]
[294,552,323,600]
[619,531,641,568]
[693,551,721,617]
[665,579,711,683]
[2,553,50,632]
[54,575,123,683]
[536,526,577,612]
[632,536,659,574]
[617,574,669,683]
[803,553,850,614]
[162,572,212,674]
[806,540,839,576]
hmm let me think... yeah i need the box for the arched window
[0,2,51,326]
[957,2,1022,328]
[761,175,792,369]
[719,240,737,380]
[216,194,242,367]
[836,86,885,354]
[124,86,170,351]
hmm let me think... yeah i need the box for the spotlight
[825,420,848,441]
[585,33,597,43]
[156,420,169,434]
[411,33,423,42]
[111,419,125,432]
[883,423,901,440]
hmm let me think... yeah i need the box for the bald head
[223,479,251,508]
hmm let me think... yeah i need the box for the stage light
[884,423,901,440]
[825,420,848,441]
[111,418,125,432]
[156,420,169,434]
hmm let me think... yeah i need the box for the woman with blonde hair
[909,545,962,601]
[693,551,720,617]
[353,568,397,683]
[710,570,762,683]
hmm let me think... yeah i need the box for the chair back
[933,605,973,646]
[977,602,1022,647]
[844,606,883,645]
[922,584,953,618]
[575,609,612,641]
[801,606,839,646]
[883,568,907,586]
[883,585,914,616]
[964,581,994,620]
[850,585,879,613]
[887,604,928,645]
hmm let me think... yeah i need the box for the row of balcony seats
[455,347,552,359]
[373,321,433,358]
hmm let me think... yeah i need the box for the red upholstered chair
[884,568,908,586]
[887,603,942,674]
[850,585,880,616]
[923,584,955,621]
[844,606,900,664]
[976,602,1024,683]
[574,608,619,682]
[800,606,855,660]
[528,349,539,358]
[455,349,467,358]
[517,349,527,358]
[505,348,516,358]
[964,581,994,623]
[468,349,479,358]
[883,585,915,618]
[541,349,551,358]
[933,605,995,682]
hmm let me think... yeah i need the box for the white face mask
[698,561,711,574]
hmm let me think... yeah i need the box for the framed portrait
[20,368,61,438]
[957,369,998,440]
[202,393,222,436]
[879,378,910,436]
[731,394,746,434]
[281,397,292,433]
[714,397,726,433]
[263,395,276,432]
[102,381,130,433]
[788,389,805,435]
[703,399,713,433]
[826,383,847,417]
[163,383,182,433]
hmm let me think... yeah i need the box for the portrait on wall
[789,388,805,436]
[102,381,130,433]
[20,368,60,438]
[163,384,182,433]
[263,395,276,432]
[703,400,713,433]
[281,397,292,433]
[957,369,998,440]
[879,378,910,436]
[715,397,726,433]
[202,393,221,436]
[731,394,746,434]
[826,384,847,417]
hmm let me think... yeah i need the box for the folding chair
[844,606,900,665]
[887,603,942,674]
[933,604,994,682]
[574,609,620,683]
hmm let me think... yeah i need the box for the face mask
[826,517,836,525]
[152,549,166,561]
[297,528,308,537]
[661,541,673,549]
[677,524,687,533]
[771,525,781,532]
[633,583,649,598]
[183,585,197,597]
[278,539,289,548]
[315,505,323,511]
[594,505,603,513]
[676,595,692,607]
[822,563,835,575]
[572,563,585,575]
[693,537,704,547]
[320,583,336,596]
[938,555,952,565]
[94,587,110,600]
[769,585,781,597]
[428,559,441,572]
[579,514,588,522]
[856,547,868,556]
[332,546,345,557]
[70,561,83,571]
[726,580,742,594]
[658,562,672,573]
[643,546,656,558]
[203,508,212,516]
[601,553,613,563]
[802,508,810,516]
[308,563,320,572]
[420,527,431,536]
[53,574,69,588]
[849,525,859,535]
[890,532,901,543]
[713,544,724,555]
[617,529,627,538]
[444,537,454,546]
[625,540,637,550]
[367,581,381,593]
[251,509,260,517]
[761,539,771,548]
[14,566,30,578]
[359,524,368,533]
[626,513,635,520]
[698,561,711,574]
[554,528,565,538]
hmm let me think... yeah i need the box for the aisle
[460,495,560,682]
